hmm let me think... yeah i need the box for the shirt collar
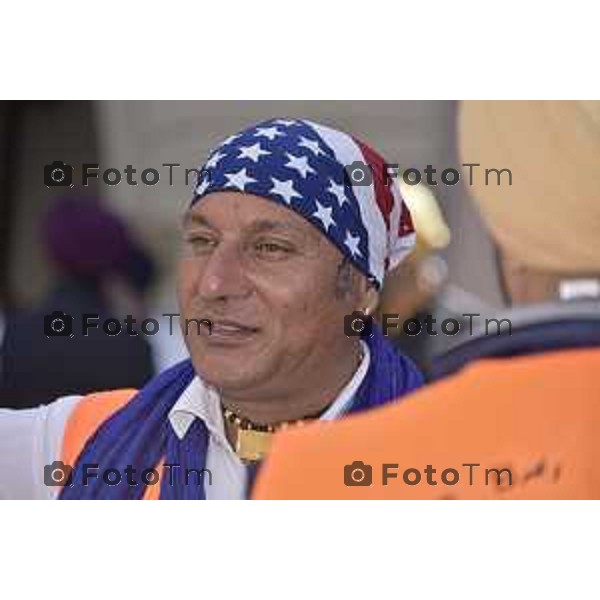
[168,340,371,441]
[319,340,370,419]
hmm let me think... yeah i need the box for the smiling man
[181,192,373,424]
[0,118,423,499]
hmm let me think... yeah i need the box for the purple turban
[42,196,154,290]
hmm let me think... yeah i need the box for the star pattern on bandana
[224,167,256,191]
[254,126,284,141]
[344,231,362,258]
[195,173,211,196]
[313,200,335,232]
[238,142,271,163]
[327,178,348,206]
[298,136,326,157]
[205,150,227,170]
[269,177,302,204]
[284,152,315,178]
[193,118,370,275]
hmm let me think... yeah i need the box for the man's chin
[190,351,266,391]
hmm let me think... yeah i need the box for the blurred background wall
[1,100,503,338]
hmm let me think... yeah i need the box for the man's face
[177,191,361,399]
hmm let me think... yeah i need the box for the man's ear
[357,279,380,315]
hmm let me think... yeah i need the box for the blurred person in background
[253,100,600,500]
[0,118,423,499]
[0,196,155,409]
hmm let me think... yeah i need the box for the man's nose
[195,244,252,301]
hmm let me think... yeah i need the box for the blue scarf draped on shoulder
[59,325,423,500]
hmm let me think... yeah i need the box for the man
[0,118,422,499]
[252,101,600,500]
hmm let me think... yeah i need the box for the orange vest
[253,348,600,499]
[61,389,163,500]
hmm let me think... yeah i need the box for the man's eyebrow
[181,214,313,240]
[247,219,306,236]
[182,212,215,230]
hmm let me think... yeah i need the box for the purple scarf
[59,325,422,500]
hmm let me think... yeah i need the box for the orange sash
[61,389,162,500]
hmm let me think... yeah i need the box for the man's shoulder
[66,388,139,425]
[77,388,139,407]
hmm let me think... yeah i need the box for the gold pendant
[236,429,274,462]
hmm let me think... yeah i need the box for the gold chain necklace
[222,407,310,463]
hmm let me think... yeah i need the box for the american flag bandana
[191,118,416,288]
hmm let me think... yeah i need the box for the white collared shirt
[0,342,370,499]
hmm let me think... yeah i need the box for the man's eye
[255,242,292,254]
[186,235,216,249]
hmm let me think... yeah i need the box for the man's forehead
[183,192,318,237]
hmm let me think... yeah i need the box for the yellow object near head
[397,180,451,253]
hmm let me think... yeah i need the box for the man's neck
[219,342,365,426]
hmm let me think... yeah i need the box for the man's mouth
[205,319,260,342]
